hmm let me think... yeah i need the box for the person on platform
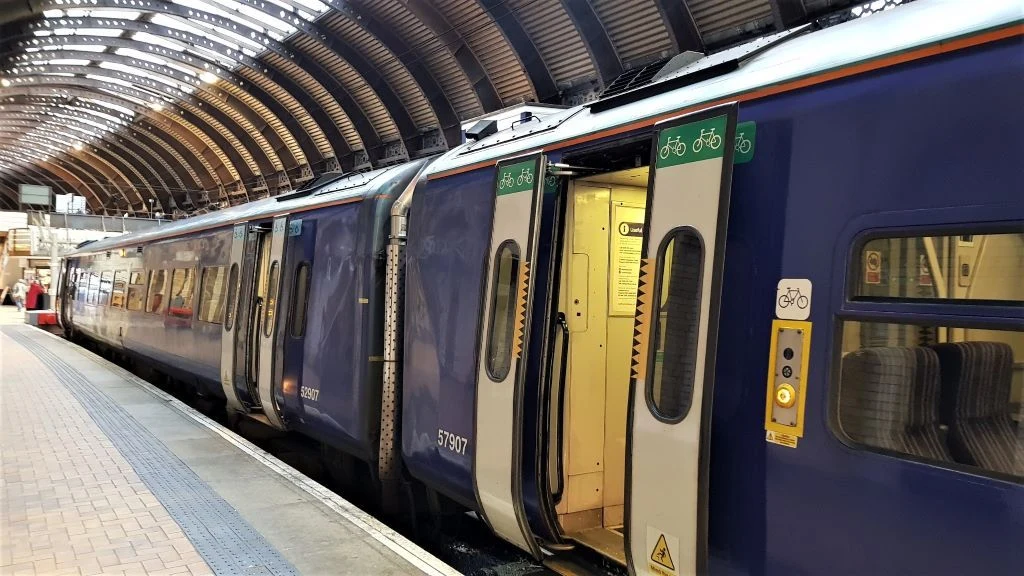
[26,279,43,311]
[11,278,27,312]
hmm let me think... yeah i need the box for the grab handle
[550,312,569,503]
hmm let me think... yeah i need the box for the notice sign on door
[864,250,882,285]
[611,204,645,316]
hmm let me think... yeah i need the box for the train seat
[931,342,1024,476]
[839,346,952,462]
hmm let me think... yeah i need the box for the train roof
[67,160,428,256]
[426,0,1022,178]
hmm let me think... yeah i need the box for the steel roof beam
[1,80,245,186]
[0,154,100,207]
[560,0,622,87]
[402,0,502,111]
[653,0,705,53]
[0,160,75,199]
[327,0,462,148]
[8,25,326,165]
[477,0,559,102]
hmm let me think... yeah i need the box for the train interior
[550,139,652,564]
[838,232,1024,476]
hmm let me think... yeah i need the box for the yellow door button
[775,383,797,408]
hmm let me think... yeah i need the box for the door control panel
[764,320,812,441]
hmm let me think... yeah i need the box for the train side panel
[710,37,1024,575]
[403,167,495,508]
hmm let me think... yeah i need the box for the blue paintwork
[706,38,1024,575]
[403,167,495,508]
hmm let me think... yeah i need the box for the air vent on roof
[589,25,811,113]
[598,56,678,100]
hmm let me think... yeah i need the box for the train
[57,1,1022,574]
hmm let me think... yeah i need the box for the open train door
[473,153,546,558]
[627,104,737,576]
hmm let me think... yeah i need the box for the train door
[546,104,737,573]
[252,217,288,429]
[627,104,737,575]
[60,261,75,330]
[473,153,547,558]
[221,224,247,412]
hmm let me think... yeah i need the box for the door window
[225,263,240,330]
[649,228,704,422]
[264,261,280,338]
[486,240,521,381]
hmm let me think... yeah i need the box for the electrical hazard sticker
[647,527,678,576]
[766,429,799,448]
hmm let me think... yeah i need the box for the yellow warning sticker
[766,430,799,448]
[650,533,675,573]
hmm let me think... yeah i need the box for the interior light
[198,71,218,83]
[0,79,10,87]
[73,142,84,150]
[149,102,164,111]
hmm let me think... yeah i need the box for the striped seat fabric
[931,342,1024,477]
[839,347,952,462]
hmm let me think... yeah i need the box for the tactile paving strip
[7,330,299,576]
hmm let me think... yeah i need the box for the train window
[97,271,113,307]
[225,263,239,331]
[79,271,91,303]
[836,320,1023,479]
[485,240,520,381]
[111,271,127,308]
[290,262,311,338]
[168,268,195,319]
[649,228,704,422]
[264,261,280,338]
[126,271,146,311]
[854,231,1024,303]
[85,272,100,305]
[198,266,227,324]
[146,270,167,314]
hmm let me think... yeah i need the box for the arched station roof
[0,0,875,215]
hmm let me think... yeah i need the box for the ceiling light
[73,142,84,150]
[149,102,165,111]
[198,71,218,83]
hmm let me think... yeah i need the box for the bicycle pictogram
[777,286,809,310]
[658,135,686,160]
[692,127,723,153]
[735,132,752,154]
[516,167,533,185]
[499,171,515,190]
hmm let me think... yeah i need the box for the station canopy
[0,0,900,216]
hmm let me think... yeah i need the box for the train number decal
[437,428,468,455]
[299,386,320,401]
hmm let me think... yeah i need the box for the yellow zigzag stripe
[512,261,530,358]
[631,258,653,380]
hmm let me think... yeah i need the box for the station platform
[0,307,460,576]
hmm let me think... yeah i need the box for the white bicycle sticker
[776,278,812,320]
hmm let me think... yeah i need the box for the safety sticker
[864,250,882,285]
[647,527,678,576]
[766,430,799,448]
[775,278,811,321]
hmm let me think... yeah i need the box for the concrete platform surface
[0,312,460,576]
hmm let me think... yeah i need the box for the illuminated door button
[775,383,797,408]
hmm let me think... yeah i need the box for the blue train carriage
[401,1,1022,574]
[59,160,429,485]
